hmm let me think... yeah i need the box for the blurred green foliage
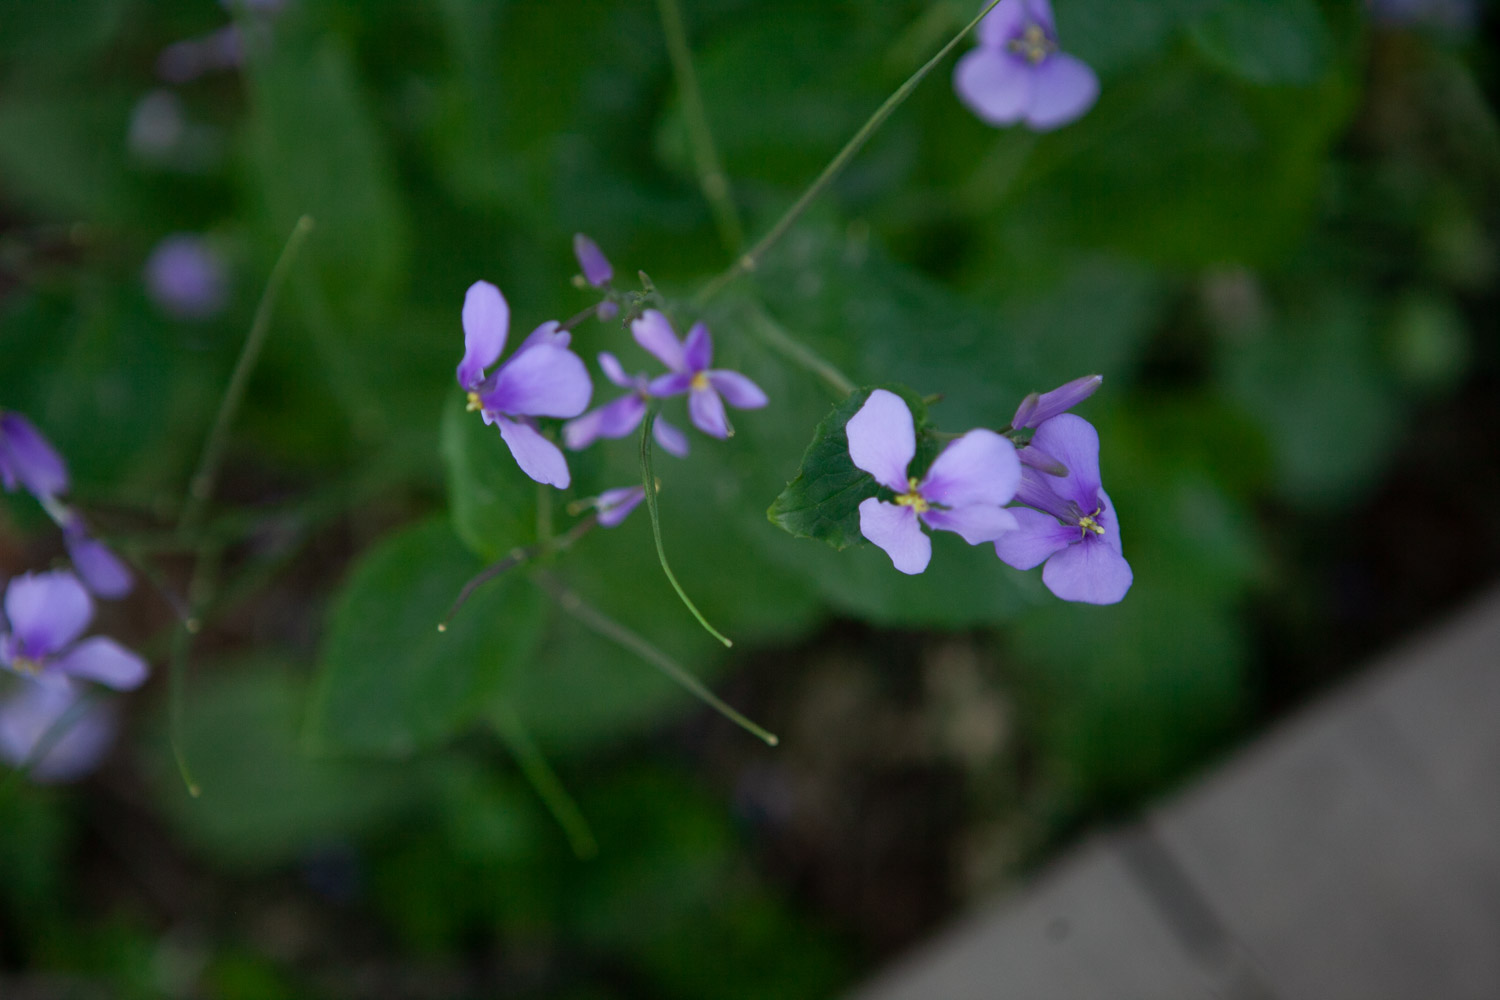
[1,0,1496,995]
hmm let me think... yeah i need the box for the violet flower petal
[648,372,693,398]
[1019,375,1102,428]
[597,486,645,528]
[590,395,649,441]
[920,430,1020,509]
[707,371,768,410]
[573,233,613,287]
[1097,489,1125,554]
[858,498,931,575]
[977,0,1031,47]
[0,412,69,498]
[994,506,1076,570]
[846,389,916,493]
[1028,414,1102,510]
[632,310,686,372]
[1041,535,1132,604]
[683,322,713,373]
[597,352,636,389]
[496,418,571,488]
[145,234,228,320]
[1024,53,1099,131]
[64,531,135,600]
[0,679,115,784]
[954,48,1032,126]
[485,345,592,419]
[458,280,509,388]
[653,417,691,458]
[1014,466,1074,520]
[4,572,92,659]
[1016,444,1068,476]
[919,504,1019,545]
[689,387,730,439]
[52,637,149,690]
[516,320,570,354]
[596,301,620,322]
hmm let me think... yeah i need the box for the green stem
[639,411,732,648]
[535,572,777,747]
[491,704,598,860]
[694,0,1003,306]
[179,216,313,539]
[656,0,744,255]
[749,305,856,397]
[438,515,598,631]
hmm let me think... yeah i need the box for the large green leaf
[307,518,545,757]
[440,391,541,561]
[1189,0,1331,86]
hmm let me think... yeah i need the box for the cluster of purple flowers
[1,411,147,781]
[456,236,766,525]
[847,376,1131,605]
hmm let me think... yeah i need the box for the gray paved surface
[851,586,1500,1000]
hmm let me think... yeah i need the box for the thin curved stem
[492,704,598,860]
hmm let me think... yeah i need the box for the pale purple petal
[0,413,69,497]
[954,48,1033,126]
[648,372,693,397]
[653,417,691,458]
[976,0,1030,48]
[920,429,1021,508]
[1028,415,1102,510]
[993,506,1076,570]
[1021,375,1102,428]
[597,352,636,389]
[689,387,730,439]
[683,323,713,373]
[1041,535,1132,604]
[52,637,148,690]
[919,504,1019,544]
[1017,444,1067,476]
[485,345,593,419]
[0,680,115,783]
[632,310,686,372]
[1014,466,1074,520]
[597,486,645,528]
[4,572,93,660]
[590,395,649,441]
[1020,0,1057,35]
[1024,53,1099,131]
[858,499,932,575]
[458,280,509,388]
[596,301,620,322]
[573,233,613,287]
[562,408,608,451]
[1098,489,1124,554]
[145,234,228,320]
[516,320,570,353]
[64,530,135,600]
[496,418,571,489]
[845,389,916,493]
[707,370,768,410]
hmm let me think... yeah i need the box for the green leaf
[768,384,934,549]
[440,392,539,561]
[307,518,545,757]
[1189,0,1331,86]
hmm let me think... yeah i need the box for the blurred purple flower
[0,411,69,499]
[994,414,1132,604]
[634,311,767,439]
[596,485,647,528]
[848,389,1021,575]
[61,512,134,600]
[563,352,690,457]
[0,676,117,784]
[1368,0,1476,29]
[0,571,148,690]
[157,26,244,84]
[573,233,614,288]
[145,234,229,320]
[128,90,186,160]
[457,280,593,488]
[954,0,1099,131]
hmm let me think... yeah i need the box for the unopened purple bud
[63,517,135,600]
[145,234,229,320]
[596,485,646,528]
[596,300,620,322]
[1013,375,1101,429]
[0,412,69,499]
[573,233,614,287]
[1017,444,1067,477]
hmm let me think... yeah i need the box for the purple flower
[457,280,593,489]
[0,676,117,783]
[848,389,1021,575]
[954,0,1099,132]
[156,25,245,84]
[61,511,134,600]
[563,353,690,457]
[0,571,148,690]
[1011,374,1102,430]
[0,411,69,499]
[145,234,229,320]
[633,311,767,440]
[994,414,1132,604]
[573,233,614,288]
[596,485,647,528]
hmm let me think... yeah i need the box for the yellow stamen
[690,372,710,392]
[465,391,483,413]
[893,476,929,514]
[1008,23,1056,64]
[10,655,42,676]
[1078,509,1105,536]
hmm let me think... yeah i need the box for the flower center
[690,372,710,392]
[894,476,929,514]
[1078,508,1106,537]
[9,654,43,676]
[1009,22,1056,64]
[465,391,483,413]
